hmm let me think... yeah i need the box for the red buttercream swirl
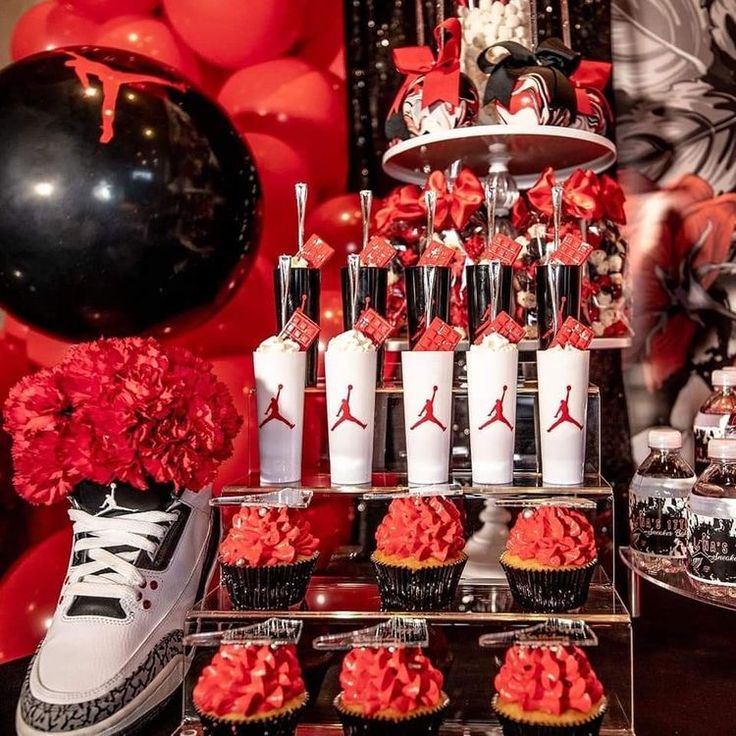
[495,645,604,716]
[375,496,465,563]
[506,506,597,567]
[193,643,305,718]
[219,507,319,567]
[339,646,444,716]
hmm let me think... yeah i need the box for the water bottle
[687,438,736,598]
[629,428,694,572]
[693,369,736,474]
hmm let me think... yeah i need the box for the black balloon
[0,46,261,340]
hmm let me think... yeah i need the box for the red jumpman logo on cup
[410,385,447,431]
[479,385,513,430]
[546,385,583,432]
[331,384,367,431]
[259,384,295,429]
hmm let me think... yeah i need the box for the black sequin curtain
[343,0,612,195]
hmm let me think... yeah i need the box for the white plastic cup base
[253,351,306,484]
[402,351,454,485]
[467,348,518,485]
[537,348,590,485]
[325,351,377,485]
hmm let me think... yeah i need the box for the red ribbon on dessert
[569,59,611,114]
[391,18,463,112]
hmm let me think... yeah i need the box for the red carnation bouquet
[3,337,243,506]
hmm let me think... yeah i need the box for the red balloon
[218,59,347,198]
[96,15,201,83]
[296,0,345,75]
[163,0,306,70]
[66,0,159,23]
[11,1,99,61]
[0,528,71,664]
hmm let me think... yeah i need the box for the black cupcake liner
[371,554,467,611]
[493,696,606,736]
[500,558,597,613]
[197,697,307,736]
[335,695,448,736]
[220,554,318,611]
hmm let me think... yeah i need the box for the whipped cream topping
[256,335,300,353]
[470,332,517,352]
[545,344,585,353]
[327,329,376,353]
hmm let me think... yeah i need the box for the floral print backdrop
[612,0,736,463]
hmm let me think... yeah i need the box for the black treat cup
[335,695,448,736]
[405,266,450,349]
[371,554,467,611]
[493,696,606,736]
[274,266,320,386]
[535,264,581,349]
[466,263,514,343]
[341,265,388,383]
[220,554,318,611]
[500,558,597,613]
[197,697,308,736]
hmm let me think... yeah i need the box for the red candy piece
[474,310,525,345]
[297,234,335,269]
[417,241,455,267]
[550,316,594,349]
[549,234,593,266]
[279,305,320,350]
[414,317,461,352]
[360,236,396,268]
[478,233,522,266]
[354,307,393,348]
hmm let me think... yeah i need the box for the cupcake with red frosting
[334,645,449,735]
[219,506,319,610]
[371,495,467,610]
[500,506,598,612]
[492,644,607,736]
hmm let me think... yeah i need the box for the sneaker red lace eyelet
[149,581,158,590]
[136,592,142,602]
[139,581,147,589]
[142,600,151,610]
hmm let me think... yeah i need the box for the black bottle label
[687,512,736,584]
[629,492,687,557]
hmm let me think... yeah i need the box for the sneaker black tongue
[72,479,176,516]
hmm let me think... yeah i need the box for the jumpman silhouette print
[65,51,186,144]
[331,385,367,431]
[410,385,447,431]
[546,385,583,432]
[479,385,513,431]
[259,384,295,429]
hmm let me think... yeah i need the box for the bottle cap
[708,438,736,460]
[648,428,682,450]
[712,370,736,387]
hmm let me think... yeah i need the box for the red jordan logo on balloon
[65,51,186,144]
[410,385,447,432]
[331,385,367,431]
[479,385,513,431]
[259,384,295,429]
[547,385,583,432]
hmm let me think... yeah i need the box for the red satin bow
[391,18,462,111]
[527,167,626,224]
[570,59,611,114]
[375,168,484,233]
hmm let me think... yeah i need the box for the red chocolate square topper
[297,234,335,269]
[549,234,593,267]
[474,310,525,345]
[417,241,455,267]
[478,233,522,266]
[354,307,393,348]
[550,316,594,349]
[279,306,320,350]
[360,236,396,268]
[414,317,461,352]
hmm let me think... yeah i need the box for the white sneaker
[16,481,216,735]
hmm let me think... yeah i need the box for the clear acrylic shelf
[385,336,632,352]
[381,124,617,188]
[620,546,736,613]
